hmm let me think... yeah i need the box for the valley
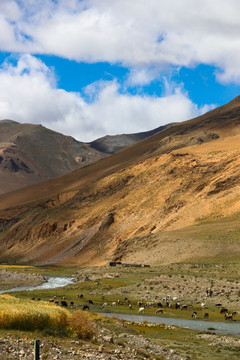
[0,262,239,359]
[1,98,240,359]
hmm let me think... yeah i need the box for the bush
[69,310,95,340]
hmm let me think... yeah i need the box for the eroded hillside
[1,97,240,266]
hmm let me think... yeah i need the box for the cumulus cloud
[0,0,240,83]
[0,54,214,141]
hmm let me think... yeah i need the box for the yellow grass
[0,265,34,269]
[0,295,95,339]
[0,295,69,331]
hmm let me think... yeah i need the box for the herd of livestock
[31,293,239,322]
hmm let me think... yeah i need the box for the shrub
[69,310,95,340]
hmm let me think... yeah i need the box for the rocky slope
[1,97,240,266]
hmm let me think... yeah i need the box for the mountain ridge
[0,119,174,195]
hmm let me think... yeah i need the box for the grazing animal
[215,303,222,307]
[82,305,89,310]
[175,302,180,309]
[89,300,93,305]
[157,302,163,308]
[204,313,209,319]
[145,302,154,308]
[220,308,228,314]
[181,305,188,310]
[102,303,108,307]
[225,313,233,320]
[138,301,143,307]
[192,311,197,319]
[129,304,132,309]
[138,307,145,314]
[61,300,68,307]
[70,301,74,306]
[111,301,117,306]
[155,308,163,314]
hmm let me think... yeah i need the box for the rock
[103,335,114,343]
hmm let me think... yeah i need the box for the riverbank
[0,269,47,290]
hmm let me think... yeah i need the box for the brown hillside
[1,96,240,266]
[0,120,106,194]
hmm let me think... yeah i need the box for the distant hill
[1,96,240,267]
[90,123,174,154]
[0,120,106,194]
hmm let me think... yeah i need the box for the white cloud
[1,1,240,83]
[0,55,214,142]
[0,0,21,20]
[127,67,162,87]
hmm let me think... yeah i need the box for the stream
[101,312,240,337]
[0,276,75,294]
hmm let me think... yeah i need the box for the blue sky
[0,0,240,141]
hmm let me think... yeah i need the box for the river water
[101,312,240,337]
[0,276,75,294]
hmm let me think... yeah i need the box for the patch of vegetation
[0,294,69,333]
[0,294,95,339]
[69,310,95,340]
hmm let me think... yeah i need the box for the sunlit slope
[1,96,240,265]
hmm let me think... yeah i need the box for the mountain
[0,120,106,194]
[1,96,240,266]
[0,120,172,194]
[90,123,174,154]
